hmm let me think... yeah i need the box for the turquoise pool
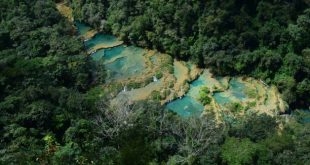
[166,72,248,116]
[213,92,231,105]
[229,79,246,100]
[91,49,105,61]
[104,46,125,61]
[167,72,208,116]
[76,22,146,81]
[166,96,204,117]
[94,46,146,81]
[76,22,250,117]
[85,34,118,50]
[75,21,91,36]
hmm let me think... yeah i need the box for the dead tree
[170,116,224,162]
[94,95,141,139]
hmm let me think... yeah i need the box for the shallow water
[167,71,209,116]
[104,46,126,61]
[213,79,247,106]
[303,110,310,123]
[213,92,232,105]
[229,79,246,100]
[91,49,105,61]
[75,22,251,117]
[85,34,118,50]
[150,55,158,65]
[103,46,146,81]
[105,56,128,79]
[75,21,91,36]
[294,109,310,123]
[119,81,163,101]
[166,96,204,117]
[167,71,249,115]
[76,22,146,81]
[187,74,208,99]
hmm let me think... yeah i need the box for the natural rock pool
[84,34,118,50]
[103,46,146,81]
[75,21,91,36]
[166,70,250,115]
[213,79,247,106]
[166,96,204,117]
[75,22,287,118]
[76,22,146,81]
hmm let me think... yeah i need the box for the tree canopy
[71,0,310,109]
[0,0,309,164]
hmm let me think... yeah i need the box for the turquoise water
[294,109,310,123]
[230,79,246,100]
[303,110,310,123]
[91,44,126,62]
[187,76,207,99]
[104,46,125,61]
[216,77,227,87]
[102,46,146,81]
[75,23,146,81]
[75,21,91,35]
[106,57,127,70]
[167,73,207,116]
[213,79,247,106]
[166,73,249,115]
[150,55,158,65]
[85,34,118,50]
[105,57,128,80]
[213,92,231,105]
[75,22,250,117]
[91,49,105,61]
[166,96,204,117]
[91,46,125,63]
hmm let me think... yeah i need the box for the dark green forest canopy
[0,0,100,163]
[71,0,310,109]
[0,0,309,164]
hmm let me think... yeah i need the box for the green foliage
[52,142,82,164]
[200,86,210,94]
[247,101,257,108]
[162,89,171,98]
[227,102,244,113]
[0,0,102,163]
[155,71,163,79]
[72,0,309,108]
[128,81,143,89]
[229,114,277,142]
[85,86,105,105]
[221,137,257,165]
[245,88,257,99]
[71,0,107,31]
[1,0,310,164]
[199,94,212,106]
[150,91,162,101]
[199,86,212,105]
